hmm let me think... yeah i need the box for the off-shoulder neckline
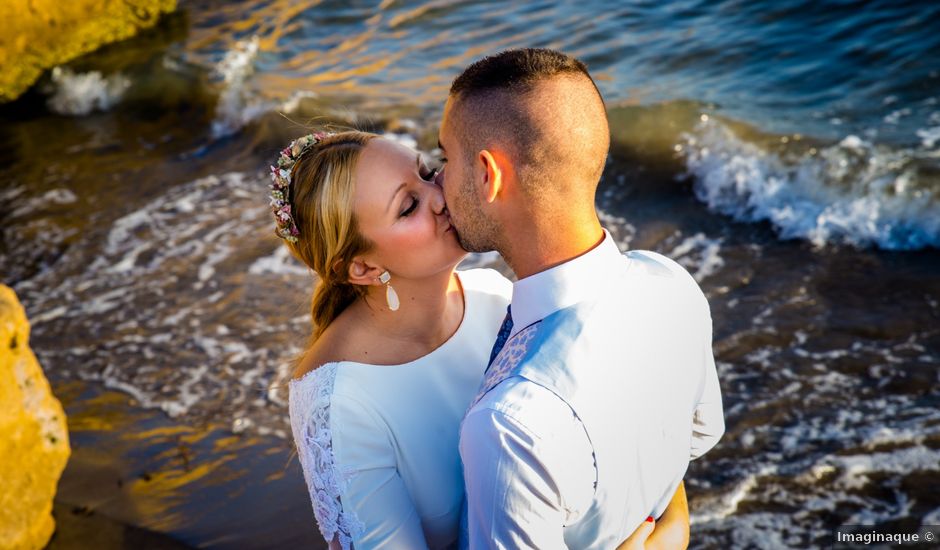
[289,271,481,385]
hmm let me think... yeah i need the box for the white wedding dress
[289,268,512,550]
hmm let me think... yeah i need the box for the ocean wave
[211,36,268,138]
[45,67,131,115]
[33,170,303,430]
[692,382,940,546]
[680,118,940,250]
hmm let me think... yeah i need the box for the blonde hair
[282,131,377,341]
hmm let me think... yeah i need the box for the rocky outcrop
[0,0,177,102]
[0,285,70,550]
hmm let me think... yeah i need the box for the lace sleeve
[289,363,364,549]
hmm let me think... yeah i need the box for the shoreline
[50,381,325,549]
[47,501,192,550]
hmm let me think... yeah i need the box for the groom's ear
[478,149,506,204]
[346,257,383,287]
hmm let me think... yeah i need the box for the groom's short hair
[448,48,609,203]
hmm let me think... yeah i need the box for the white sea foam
[165,364,209,417]
[917,126,940,149]
[597,208,636,250]
[99,173,248,277]
[692,465,775,524]
[194,219,238,286]
[211,37,267,138]
[29,305,68,325]
[280,90,319,113]
[828,445,940,498]
[102,375,153,407]
[215,36,259,85]
[46,67,130,116]
[248,246,311,276]
[883,108,911,124]
[42,188,78,204]
[692,396,940,547]
[668,232,724,282]
[681,119,940,250]
[10,188,79,217]
[924,507,940,525]
[12,169,310,429]
[0,186,26,202]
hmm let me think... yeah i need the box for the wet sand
[47,504,192,550]
[48,382,325,549]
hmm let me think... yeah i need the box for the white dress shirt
[459,231,725,549]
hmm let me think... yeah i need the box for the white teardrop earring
[378,271,400,312]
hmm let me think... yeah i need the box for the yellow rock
[0,285,70,550]
[0,0,177,102]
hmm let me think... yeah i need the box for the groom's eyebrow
[437,140,446,152]
[386,155,421,214]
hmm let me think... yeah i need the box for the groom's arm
[690,311,725,460]
[459,380,594,550]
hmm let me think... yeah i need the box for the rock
[0,0,178,102]
[0,285,71,550]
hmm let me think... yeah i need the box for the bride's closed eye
[399,195,419,217]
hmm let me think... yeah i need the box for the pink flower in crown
[268,131,334,243]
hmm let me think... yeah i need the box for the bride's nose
[428,182,446,216]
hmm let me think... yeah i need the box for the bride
[277,131,689,549]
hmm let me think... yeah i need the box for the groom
[436,49,725,548]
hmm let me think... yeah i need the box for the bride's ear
[346,257,384,287]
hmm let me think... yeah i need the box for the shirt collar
[509,229,623,336]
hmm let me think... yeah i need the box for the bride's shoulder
[291,344,340,383]
[291,305,372,381]
[291,322,357,383]
[288,340,362,416]
[457,267,513,300]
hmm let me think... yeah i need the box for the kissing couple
[279,48,725,550]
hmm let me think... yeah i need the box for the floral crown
[269,132,330,243]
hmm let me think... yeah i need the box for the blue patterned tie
[487,305,513,368]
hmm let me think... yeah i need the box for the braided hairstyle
[281,131,377,341]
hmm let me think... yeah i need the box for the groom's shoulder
[622,249,687,278]
[616,249,710,313]
[622,250,704,290]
